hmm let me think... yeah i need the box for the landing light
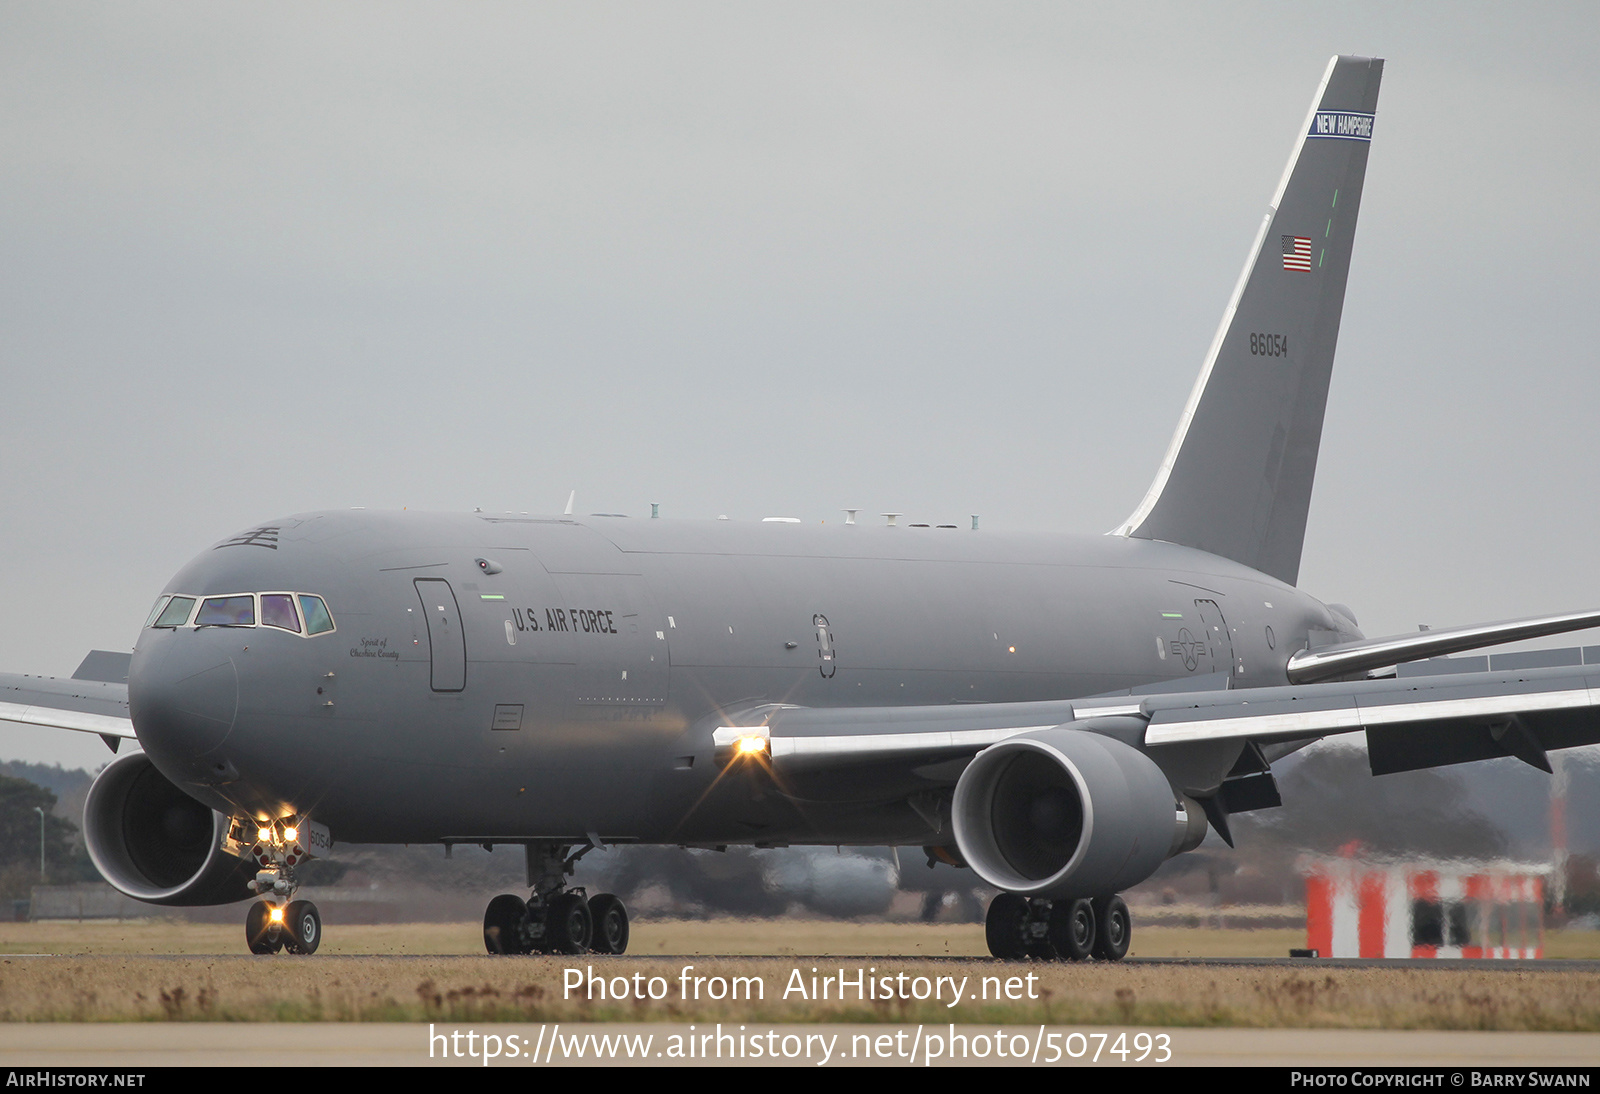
[712,725,772,764]
[258,826,272,841]
[283,826,298,842]
[269,906,284,923]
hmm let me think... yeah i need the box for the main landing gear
[242,819,321,955]
[483,842,631,955]
[985,892,1131,962]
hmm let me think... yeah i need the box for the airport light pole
[34,807,44,880]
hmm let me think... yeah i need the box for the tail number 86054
[1249,332,1288,357]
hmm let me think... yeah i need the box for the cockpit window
[298,595,335,635]
[260,594,301,633]
[147,591,331,634]
[143,597,171,628]
[195,595,256,627]
[153,596,196,628]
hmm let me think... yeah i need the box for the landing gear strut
[985,892,1131,961]
[483,842,631,955]
[242,818,321,955]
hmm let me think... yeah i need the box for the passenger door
[415,578,466,691]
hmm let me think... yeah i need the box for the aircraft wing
[0,672,135,748]
[718,660,1600,781]
[1283,608,1600,683]
[1138,664,1593,775]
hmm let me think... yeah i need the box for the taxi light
[283,826,298,842]
[735,735,768,756]
[258,827,272,842]
[269,906,284,923]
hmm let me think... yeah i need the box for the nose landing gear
[985,892,1131,961]
[245,897,322,955]
[241,817,322,956]
[245,898,283,954]
[284,899,323,955]
[482,842,631,955]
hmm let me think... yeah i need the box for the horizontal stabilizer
[71,650,131,684]
[1285,609,1600,684]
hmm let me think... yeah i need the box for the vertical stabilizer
[1113,56,1383,586]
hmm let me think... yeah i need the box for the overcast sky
[3,2,1598,770]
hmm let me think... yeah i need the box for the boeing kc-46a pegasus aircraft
[9,56,1600,960]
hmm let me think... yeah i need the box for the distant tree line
[0,769,102,904]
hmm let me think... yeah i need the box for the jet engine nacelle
[83,751,254,906]
[951,726,1205,898]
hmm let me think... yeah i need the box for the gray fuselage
[129,510,1349,847]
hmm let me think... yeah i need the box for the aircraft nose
[128,636,240,763]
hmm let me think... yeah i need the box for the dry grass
[3,953,1599,1030]
[1,919,1599,1028]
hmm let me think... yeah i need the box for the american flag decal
[1282,235,1312,272]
